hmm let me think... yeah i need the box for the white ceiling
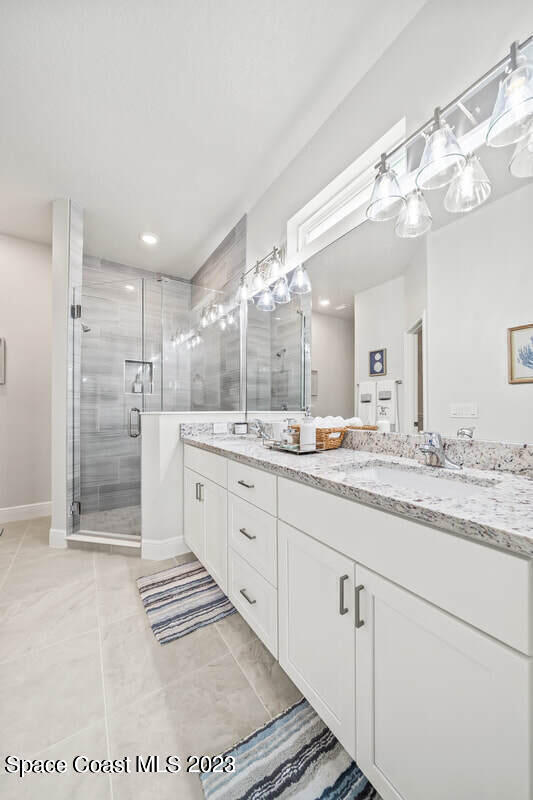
[0,0,425,278]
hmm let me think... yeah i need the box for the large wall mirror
[305,136,533,444]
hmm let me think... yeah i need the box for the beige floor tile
[175,551,197,566]
[0,577,98,664]
[101,613,228,712]
[0,721,110,800]
[0,519,30,536]
[161,652,270,755]
[0,548,94,604]
[108,687,203,800]
[215,610,257,653]
[233,637,302,717]
[0,630,105,754]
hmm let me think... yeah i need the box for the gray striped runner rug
[137,560,236,644]
[201,697,381,800]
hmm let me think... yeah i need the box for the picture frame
[508,324,533,384]
[369,348,387,377]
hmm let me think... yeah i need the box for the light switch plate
[449,402,478,419]
[213,422,228,434]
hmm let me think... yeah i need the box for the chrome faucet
[419,432,461,470]
[457,426,475,440]
[250,419,269,440]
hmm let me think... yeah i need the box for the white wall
[355,275,406,389]
[0,234,52,515]
[311,312,354,418]
[427,183,533,443]
[246,0,533,264]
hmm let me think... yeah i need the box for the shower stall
[70,269,242,544]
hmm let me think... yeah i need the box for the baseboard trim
[0,501,52,524]
[142,535,187,561]
[49,528,67,549]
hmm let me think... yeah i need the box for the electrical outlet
[449,403,479,419]
[213,422,228,434]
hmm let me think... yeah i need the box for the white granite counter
[182,433,533,558]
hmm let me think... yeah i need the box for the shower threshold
[67,530,141,549]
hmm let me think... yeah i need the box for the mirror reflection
[305,140,533,444]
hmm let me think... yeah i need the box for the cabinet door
[278,521,356,759]
[184,467,205,562]
[355,565,532,800]
[204,478,228,594]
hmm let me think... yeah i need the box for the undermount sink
[347,465,488,500]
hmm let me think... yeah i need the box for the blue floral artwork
[517,336,533,370]
[509,325,533,384]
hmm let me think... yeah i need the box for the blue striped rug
[137,560,236,644]
[201,697,381,800]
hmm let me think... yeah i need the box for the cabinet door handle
[198,483,204,502]
[354,584,365,628]
[339,574,349,615]
[239,527,256,541]
[195,482,200,500]
[240,588,256,605]
[237,480,255,489]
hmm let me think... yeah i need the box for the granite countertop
[182,433,533,558]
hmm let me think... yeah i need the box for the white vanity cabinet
[183,455,228,593]
[278,520,356,759]
[355,564,532,800]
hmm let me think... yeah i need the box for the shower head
[81,323,91,333]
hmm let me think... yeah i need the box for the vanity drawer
[228,460,277,515]
[278,477,533,655]
[184,444,227,488]
[229,495,277,586]
[228,550,278,657]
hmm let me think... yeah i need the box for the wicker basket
[291,425,346,451]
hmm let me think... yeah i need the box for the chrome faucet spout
[419,432,462,470]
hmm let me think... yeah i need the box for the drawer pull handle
[240,588,257,605]
[239,527,257,541]
[339,574,349,615]
[355,584,365,628]
[237,480,255,489]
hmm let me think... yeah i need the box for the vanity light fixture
[236,276,248,304]
[252,262,266,294]
[140,232,159,245]
[256,286,276,312]
[366,154,406,221]
[226,309,237,326]
[444,153,492,213]
[272,275,291,304]
[200,310,209,328]
[509,122,533,177]
[395,189,432,237]
[416,108,466,190]
[486,42,533,148]
[269,247,282,281]
[219,316,227,331]
[288,265,312,295]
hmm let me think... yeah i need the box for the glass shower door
[78,279,146,540]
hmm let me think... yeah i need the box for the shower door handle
[129,408,141,438]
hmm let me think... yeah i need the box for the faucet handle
[423,431,442,447]
[457,426,475,440]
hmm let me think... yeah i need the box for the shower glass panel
[246,297,307,411]
[79,278,145,538]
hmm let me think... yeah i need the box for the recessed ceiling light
[140,232,159,245]
[125,284,135,292]
[319,298,330,306]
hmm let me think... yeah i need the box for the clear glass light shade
[252,269,265,293]
[226,309,236,326]
[272,275,291,304]
[288,265,312,295]
[416,122,466,190]
[367,167,405,221]
[509,123,533,177]
[218,316,227,331]
[256,287,276,312]
[395,190,432,238]
[444,154,492,213]
[236,279,248,304]
[269,253,282,281]
[486,59,533,148]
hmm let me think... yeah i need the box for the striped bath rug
[200,697,381,800]
[137,560,236,644]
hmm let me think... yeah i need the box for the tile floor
[0,517,301,799]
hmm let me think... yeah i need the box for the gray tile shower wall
[343,429,533,476]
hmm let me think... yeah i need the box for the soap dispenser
[132,368,143,394]
[299,407,316,453]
